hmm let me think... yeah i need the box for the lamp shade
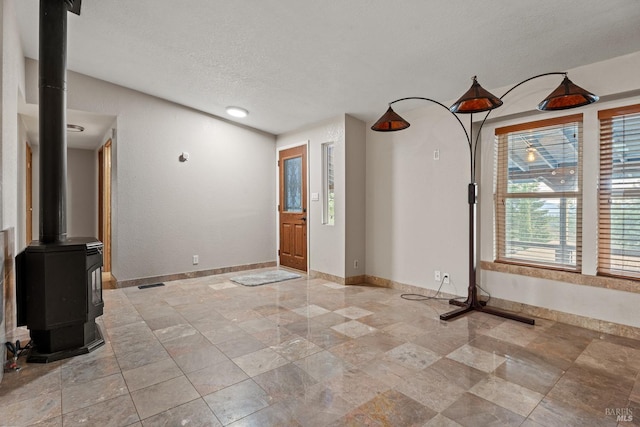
[450,76,503,114]
[537,76,599,111]
[371,106,410,132]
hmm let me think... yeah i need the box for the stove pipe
[38,0,79,243]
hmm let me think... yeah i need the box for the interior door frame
[98,139,112,272]
[26,141,33,244]
[276,141,310,271]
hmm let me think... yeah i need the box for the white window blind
[598,104,640,278]
[495,115,583,271]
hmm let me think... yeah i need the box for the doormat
[230,270,301,287]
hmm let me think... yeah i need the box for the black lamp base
[440,298,535,325]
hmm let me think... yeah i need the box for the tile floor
[1,269,639,426]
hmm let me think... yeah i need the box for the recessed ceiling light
[67,124,85,132]
[225,106,249,118]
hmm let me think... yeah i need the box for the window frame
[321,142,335,226]
[494,114,583,271]
[598,103,640,279]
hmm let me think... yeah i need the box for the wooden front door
[279,145,307,271]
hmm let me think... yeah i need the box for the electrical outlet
[443,273,450,284]
[192,255,199,265]
[434,270,441,281]
[354,260,359,269]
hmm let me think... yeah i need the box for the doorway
[278,145,307,271]
[98,139,112,273]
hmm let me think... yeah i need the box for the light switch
[311,192,320,201]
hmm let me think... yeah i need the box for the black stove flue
[15,0,104,363]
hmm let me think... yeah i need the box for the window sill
[480,260,640,295]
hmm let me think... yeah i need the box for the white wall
[366,101,471,294]
[1,0,25,253]
[366,51,640,328]
[67,148,96,237]
[24,59,277,282]
[1,0,26,381]
[30,147,97,240]
[345,115,366,277]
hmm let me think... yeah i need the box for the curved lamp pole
[371,73,598,324]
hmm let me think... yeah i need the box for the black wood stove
[15,0,105,363]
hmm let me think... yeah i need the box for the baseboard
[116,261,277,288]
[363,274,640,340]
[308,270,366,286]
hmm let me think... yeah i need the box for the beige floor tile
[469,375,545,417]
[423,414,464,427]
[62,394,139,427]
[294,350,354,382]
[331,320,377,338]
[333,306,373,320]
[186,359,249,395]
[232,347,290,377]
[292,304,331,318]
[0,390,61,426]
[141,398,221,427]
[270,336,323,361]
[61,354,121,387]
[61,373,128,414]
[173,345,228,373]
[342,389,437,426]
[122,358,183,392]
[383,342,441,370]
[252,363,318,402]
[442,392,525,426]
[446,344,506,373]
[395,366,467,412]
[130,376,200,420]
[153,323,198,343]
[203,379,271,425]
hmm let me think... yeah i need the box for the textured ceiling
[14,0,640,135]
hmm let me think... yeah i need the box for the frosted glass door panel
[284,157,303,212]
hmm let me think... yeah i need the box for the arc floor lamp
[371,73,599,325]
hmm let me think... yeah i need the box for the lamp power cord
[4,340,32,372]
[401,276,492,303]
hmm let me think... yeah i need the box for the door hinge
[277,204,280,211]
[277,160,280,167]
[278,250,281,256]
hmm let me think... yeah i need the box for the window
[495,115,583,271]
[598,104,640,278]
[322,142,335,225]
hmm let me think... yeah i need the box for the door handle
[301,217,307,221]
